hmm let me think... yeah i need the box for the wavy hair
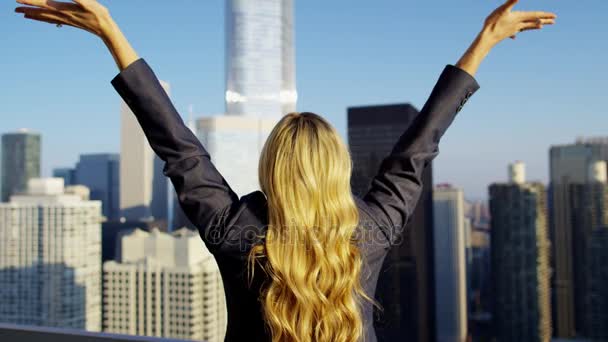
[248,112,373,342]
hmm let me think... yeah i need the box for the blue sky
[1,0,606,200]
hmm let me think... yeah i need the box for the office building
[103,228,226,342]
[53,167,76,186]
[432,184,468,342]
[225,0,297,118]
[75,154,120,220]
[1,129,41,202]
[348,103,435,342]
[489,162,552,342]
[549,138,608,337]
[0,178,102,331]
[120,81,171,222]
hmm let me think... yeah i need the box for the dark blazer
[111,58,480,342]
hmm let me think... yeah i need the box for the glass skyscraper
[225,0,297,118]
[1,129,41,202]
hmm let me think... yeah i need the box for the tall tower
[433,184,468,342]
[1,129,41,202]
[549,137,608,337]
[0,178,102,331]
[347,104,435,342]
[225,0,297,118]
[120,81,171,222]
[489,164,552,342]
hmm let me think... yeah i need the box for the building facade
[549,138,608,338]
[0,178,102,331]
[195,115,277,196]
[53,167,76,186]
[103,228,226,342]
[1,130,41,202]
[225,0,297,118]
[489,164,552,342]
[433,184,468,342]
[348,103,436,342]
[75,154,120,220]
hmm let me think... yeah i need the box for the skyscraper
[348,104,435,342]
[103,228,226,342]
[549,137,608,338]
[120,81,171,222]
[0,178,102,331]
[1,129,41,202]
[568,161,608,339]
[225,0,297,118]
[433,184,468,342]
[75,153,120,220]
[489,163,552,342]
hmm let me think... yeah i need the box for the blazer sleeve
[361,64,480,248]
[111,58,239,247]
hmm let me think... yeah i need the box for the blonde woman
[15,0,556,341]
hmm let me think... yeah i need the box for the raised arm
[15,0,240,248]
[361,0,556,247]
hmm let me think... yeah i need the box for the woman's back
[110,58,479,341]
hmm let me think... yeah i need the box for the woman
[15,1,556,341]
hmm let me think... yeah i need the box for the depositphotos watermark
[202,218,406,253]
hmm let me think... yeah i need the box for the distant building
[103,228,226,342]
[348,103,435,342]
[226,0,297,118]
[432,184,468,342]
[568,162,608,339]
[120,81,171,222]
[194,116,277,195]
[581,226,608,340]
[549,138,608,338]
[75,154,120,220]
[101,219,169,263]
[0,178,102,331]
[53,167,76,186]
[1,129,41,202]
[489,163,552,342]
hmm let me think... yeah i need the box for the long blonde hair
[248,112,372,342]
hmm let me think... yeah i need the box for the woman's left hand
[15,0,113,38]
[15,0,139,71]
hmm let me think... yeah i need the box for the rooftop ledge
[0,323,199,342]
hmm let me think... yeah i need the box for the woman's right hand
[482,0,557,46]
[456,0,557,77]
[15,0,139,71]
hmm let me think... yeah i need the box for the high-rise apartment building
[1,129,41,202]
[103,228,226,342]
[0,178,102,331]
[549,138,608,338]
[568,161,608,339]
[348,103,436,342]
[489,163,552,342]
[433,184,468,342]
[225,0,297,118]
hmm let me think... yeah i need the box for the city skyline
[2,0,606,199]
